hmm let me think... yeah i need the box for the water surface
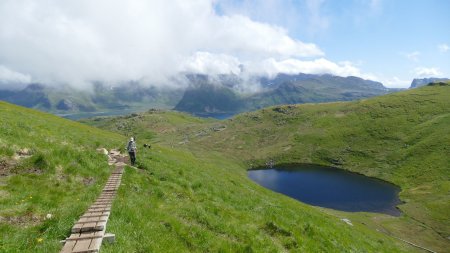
[248,165,401,216]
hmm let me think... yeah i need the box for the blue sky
[0,0,448,89]
[215,0,450,87]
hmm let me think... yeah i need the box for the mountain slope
[410,77,450,88]
[0,83,183,116]
[175,73,392,114]
[85,83,450,252]
[1,104,412,252]
[0,101,123,252]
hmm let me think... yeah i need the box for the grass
[102,146,410,252]
[1,84,448,252]
[85,84,450,252]
[0,102,412,252]
[0,101,123,252]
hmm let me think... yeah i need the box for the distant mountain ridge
[410,77,450,88]
[175,73,392,114]
[0,82,183,114]
[1,73,402,117]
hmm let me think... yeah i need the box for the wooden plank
[72,238,94,253]
[60,150,125,253]
[87,207,111,212]
[66,235,103,241]
[80,215,109,220]
[89,204,111,208]
[71,223,83,233]
[81,211,109,218]
[88,237,103,252]
[80,222,98,232]
[75,219,107,225]
[60,240,77,253]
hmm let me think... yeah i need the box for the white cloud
[180,52,241,75]
[0,65,31,84]
[215,0,329,37]
[0,0,326,89]
[438,43,449,53]
[414,67,442,77]
[246,58,370,79]
[181,52,374,80]
[381,76,410,88]
[404,51,420,62]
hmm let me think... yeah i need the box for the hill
[0,82,183,117]
[1,74,396,119]
[85,83,450,252]
[174,73,393,114]
[410,77,450,88]
[1,108,414,251]
[0,101,123,252]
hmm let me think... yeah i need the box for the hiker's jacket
[127,141,137,152]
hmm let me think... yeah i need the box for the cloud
[180,52,241,75]
[0,0,330,89]
[245,58,372,79]
[438,43,449,53]
[216,0,330,37]
[0,65,31,84]
[404,51,420,62]
[181,52,374,80]
[414,67,442,77]
[381,76,410,88]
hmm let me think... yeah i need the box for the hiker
[127,137,137,166]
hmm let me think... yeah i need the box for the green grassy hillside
[0,101,123,252]
[85,84,450,252]
[1,103,418,251]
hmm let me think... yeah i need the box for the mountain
[0,82,183,117]
[410,77,450,88]
[175,73,392,114]
[174,75,244,113]
[1,74,395,118]
[84,82,450,252]
[1,100,413,252]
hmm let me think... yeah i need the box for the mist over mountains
[0,73,409,117]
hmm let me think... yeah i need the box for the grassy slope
[0,101,123,252]
[85,84,449,252]
[102,146,410,252]
[0,102,411,252]
[0,102,416,253]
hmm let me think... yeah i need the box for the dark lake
[248,165,402,216]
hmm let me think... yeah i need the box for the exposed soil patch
[0,159,17,177]
[25,168,44,175]
[0,212,42,226]
[83,177,95,186]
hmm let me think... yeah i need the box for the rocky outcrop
[410,78,450,88]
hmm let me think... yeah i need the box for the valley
[83,83,450,252]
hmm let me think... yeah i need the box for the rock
[17,148,31,156]
[410,77,450,88]
[56,99,78,111]
[96,148,108,155]
[109,150,120,156]
[341,218,353,226]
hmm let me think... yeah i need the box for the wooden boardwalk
[60,150,126,253]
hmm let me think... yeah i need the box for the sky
[0,0,449,89]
